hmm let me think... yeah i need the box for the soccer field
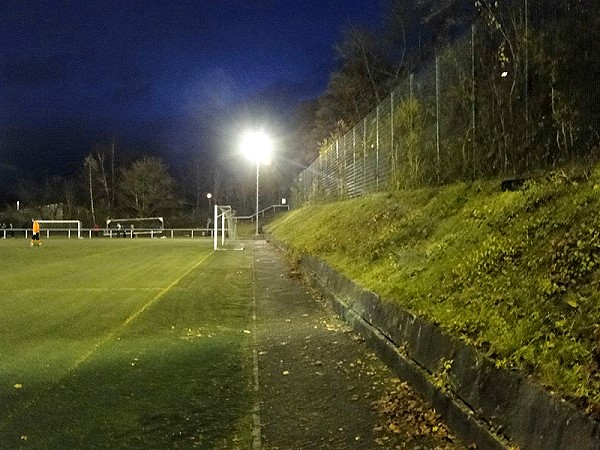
[0,239,255,449]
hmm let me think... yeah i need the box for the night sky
[0,1,383,194]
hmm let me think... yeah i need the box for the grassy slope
[267,169,600,416]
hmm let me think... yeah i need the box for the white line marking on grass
[6,287,163,292]
[69,252,214,372]
[251,248,262,450]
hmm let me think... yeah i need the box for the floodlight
[241,130,273,165]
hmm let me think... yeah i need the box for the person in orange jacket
[31,219,41,246]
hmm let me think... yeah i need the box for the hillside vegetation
[267,167,600,417]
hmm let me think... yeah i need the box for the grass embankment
[267,168,600,417]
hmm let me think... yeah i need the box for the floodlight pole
[241,129,272,237]
[255,162,260,236]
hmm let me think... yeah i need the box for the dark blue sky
[0,0,383,185]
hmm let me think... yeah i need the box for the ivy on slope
[267,168,600,417]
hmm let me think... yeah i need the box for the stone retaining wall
[298,253,600,450]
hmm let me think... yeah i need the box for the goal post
[106,217,164,238]
[213,205,243,250]
[36,220,82,239]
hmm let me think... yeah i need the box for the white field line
[251,249,262,450]
[4,287,163,292]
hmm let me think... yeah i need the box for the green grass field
[0,238,255,449]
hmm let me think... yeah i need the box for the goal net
[213,205,244,250]
[36,220,82,239]
[106,217,164,238]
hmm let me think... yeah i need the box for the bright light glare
[241,130,273,165]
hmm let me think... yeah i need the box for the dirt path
[250,240,467,450]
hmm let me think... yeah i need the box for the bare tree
[119,156,175,217]
[95,150,110,207]
[110,139,116,210]
[83,154,98,225]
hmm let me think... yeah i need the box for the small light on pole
[241,130,273,236]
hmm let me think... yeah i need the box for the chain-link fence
[292,11,599,207]
[293,44,474,206]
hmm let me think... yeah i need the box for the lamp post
[241,130,272,236]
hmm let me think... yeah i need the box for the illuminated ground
[0,238,464,449]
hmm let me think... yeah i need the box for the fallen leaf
[566,298,579,308]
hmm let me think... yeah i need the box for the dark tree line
[1,142,180,228]
[2,137,289,228]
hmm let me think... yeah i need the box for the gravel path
[250,240,467,450]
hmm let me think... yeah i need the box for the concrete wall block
[512,380,600,450]
[399,315,457,373]
[356,288,378,321]
[452,345,522,424]
[351,300,508,450]
[413,320,458,374]
[367,300,406,346]
[296,252,600,449]
[556,409,600,450]
[429,388,508,450]
[403,316,434,366]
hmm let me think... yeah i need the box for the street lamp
[241,130,273,236]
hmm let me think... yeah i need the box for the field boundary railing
[1,228,215,240]
[236,204,290,221]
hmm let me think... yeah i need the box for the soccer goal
[213,205,244,250]
[106,217,164,238]
[36,220,82,239]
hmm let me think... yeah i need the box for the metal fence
[292,13,599,207]
[1,228,214,240]
[292,36,475,206]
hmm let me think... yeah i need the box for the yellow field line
[0,251,214,434]
[69,251,213,372]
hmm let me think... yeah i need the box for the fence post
[376,102,380,190]
[353,127,356,196]
[363,117,367,195]
[391,88,395,189]
[471,23,477,180]
[343,135,347,198]
[436,54,441,185]
[336,139,341,198]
